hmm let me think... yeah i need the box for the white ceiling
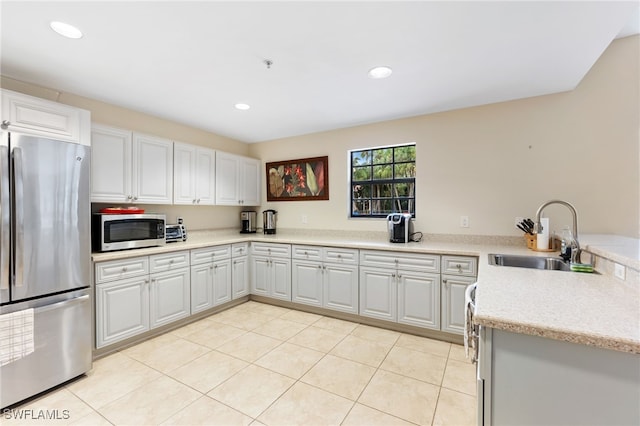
[1,1,638,143]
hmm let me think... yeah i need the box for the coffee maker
[263,209,277,234]
[240,211,257,233]
[387,213,413,243]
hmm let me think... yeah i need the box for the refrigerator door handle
[0,145,9,291]
[13,146,24,288]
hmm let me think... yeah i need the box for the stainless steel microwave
[92,213,166,252]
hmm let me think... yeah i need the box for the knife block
[524,234,536,249]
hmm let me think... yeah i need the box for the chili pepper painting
[266,156,329,201]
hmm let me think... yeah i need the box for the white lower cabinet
[359,250,440,330]
[292,245,359,314]
[231,243,250,299]
[440,255,478,335]
[149,268,190,328]
[250,243,291,301]
[190,245,232,313]
[95,251,190,348]
[441,274,476,334]
[397,271,440,329]
[96,275,150,348]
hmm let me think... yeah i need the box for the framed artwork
[266,156,329,201]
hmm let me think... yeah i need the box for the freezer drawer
[1,294,92,409]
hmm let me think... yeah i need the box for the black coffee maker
[240,211,257,233]
[387,213,413,243]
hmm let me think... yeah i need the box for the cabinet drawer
[232,242,249,257]
[360,250,439,272]
[251,242,291,258]
[292,245,322,261]
[191,245,231,265]
[95,257,149,283]
[150,251,190,273]
[324,247,359,265]
[441,256,477,276]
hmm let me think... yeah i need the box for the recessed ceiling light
[50,21,83,39]
[234,103,250,111]
[368,66,393,79]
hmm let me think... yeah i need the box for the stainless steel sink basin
[488,253,572,271]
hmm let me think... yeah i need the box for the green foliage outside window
[350,144,416,218]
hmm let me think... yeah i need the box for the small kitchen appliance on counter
[92,213,166,252]
[166,217,187,242]
[240,210,257,234]
[263,209,277,234]
[387,213,413,243]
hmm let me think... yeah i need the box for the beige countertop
[92,230,640,354]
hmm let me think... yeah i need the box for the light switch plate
[460,216,469,228]
[614,263,626,280]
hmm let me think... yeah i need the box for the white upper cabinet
[1,89,90,145]
[91,124,133,202]
[215,151,261,206]
[133,133,174,204]
[173,142,216,205]
[91,124,173,204]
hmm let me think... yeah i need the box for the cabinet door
[1,89,88,143]
[215,151,240,205]
[191,264,213,314]
[96,276,149,348]
[194,147,216,205]
[149,268,190,328]
[271,258,292,301]
[324,263,359,314]
[398,271,440,330]
[133,133,174,204]
[441,275,476,334]
[91,124,132,203]
[232,256,249,299]
[359,266,396,321]
[292,260,323,307]
[251,256,270,296]
[212,259,232,306]
[173,142,196,205]
[239,156,261,206]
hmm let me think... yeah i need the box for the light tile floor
[4,301,476,426]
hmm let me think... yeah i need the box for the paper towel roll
[537,217,550,249]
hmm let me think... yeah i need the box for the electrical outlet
[460,215,469,228]
[177,216,183,224]
[301,214,308,224]
[614,263,626,280]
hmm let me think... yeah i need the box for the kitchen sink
[488,253,572,271]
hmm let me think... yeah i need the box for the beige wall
[1,76,251,230]
[2,35,638,236]
[249,35,640,238]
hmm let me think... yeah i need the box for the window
[350,143,416,218]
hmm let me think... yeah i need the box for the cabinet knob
[443,278,448,284]
[133,196,138,201]
[169,259,174,264]
[337,254,342,258]
[127,195,133,200]
[1,120,10,129]
[122,266,128,272]
[456,264,462,272]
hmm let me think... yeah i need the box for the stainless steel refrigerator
[0,132,92,408]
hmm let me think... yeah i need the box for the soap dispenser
[560,227,573,262]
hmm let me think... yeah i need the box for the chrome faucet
[535,200,581,263]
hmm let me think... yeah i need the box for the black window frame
[350,143,416,218]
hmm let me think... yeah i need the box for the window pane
[352,150,371,166]
[352,166,371,181]
[394,183,410,197]
[352,183,370,198]
[394,163,415,178]
[372,148,392,164]
[372,164,393,179]
[396,199,414,213]
[394,145,415,162]
[353,200,370,215]
[371,183,392,197]
[372,199,394,215]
